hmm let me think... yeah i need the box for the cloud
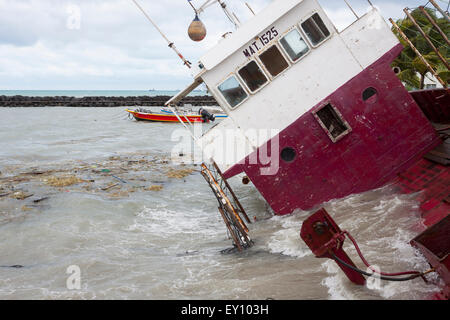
[0,0,203,89]
[0,0,429,90]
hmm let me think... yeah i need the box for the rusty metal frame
[389,18,448,89]
[200,163,253,251]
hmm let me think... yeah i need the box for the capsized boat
[131,0,449,299]
[126,107,216,123]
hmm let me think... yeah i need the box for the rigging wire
[390,6,446,44]
[393,7,449,53]
[399,24,449,51]
[343,231,423,277]
[130,0,192,68]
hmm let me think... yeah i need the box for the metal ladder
[200,162,253,252]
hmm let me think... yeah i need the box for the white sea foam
[319,191,441,300]
[321,260,358,300]
[266,214,312,258]
[128,206,222,238]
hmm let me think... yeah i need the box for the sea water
[0,107,441,300]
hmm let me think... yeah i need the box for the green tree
[391,7,449,90]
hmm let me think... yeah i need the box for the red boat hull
[126,109,205,123]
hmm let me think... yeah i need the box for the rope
[330,231,437,283]
[331,253,433,282]
[343,231,422,277]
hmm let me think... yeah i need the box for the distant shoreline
[0,90,209,98]
[0,95,218,107]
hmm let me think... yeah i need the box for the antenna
[192,0,241,29]
[245,2,256,16]
[188,0,198,14]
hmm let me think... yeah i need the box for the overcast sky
[0,0,441,90]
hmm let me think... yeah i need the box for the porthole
[362,87,378,103]
[281,147,296,163]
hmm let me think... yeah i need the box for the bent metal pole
[404,8,450,71]
[419,6,450,46]
[429,0,450,23]
[131,0,192,69]
[390,18,447,88]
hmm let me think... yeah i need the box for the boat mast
[193,0,241,29]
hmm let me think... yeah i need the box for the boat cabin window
[238,61,268,92]
[313,103,351,142]
[279,29,310,62]
[301,13,330,46]
[218,76,248,108]
[259,45,289,77]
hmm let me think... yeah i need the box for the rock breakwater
[0,95,218,107]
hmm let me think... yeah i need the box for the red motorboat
[126,108,215,123]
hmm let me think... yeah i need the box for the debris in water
[22,170,47,176]
[43,175,85,187]
[101,183,120,191]
[33,197,49,203]
[166,169,195,179]
[0,153,195,202]
[11,191,33,200]
[176,250,199,257]
[0,265,24,269]
[108,191,130,198]
[111,175,128,184]
[146,185,164,192]
[21,205,32,212]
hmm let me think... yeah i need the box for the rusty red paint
[393,153,449,299]
[411,215,450,300]
[394,158,450,227]
[410,89,450,124]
